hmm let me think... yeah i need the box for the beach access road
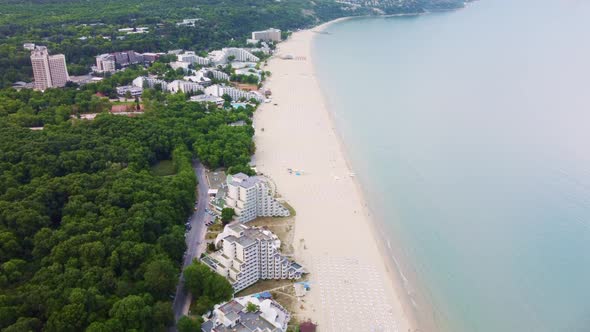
[171,160,209,326]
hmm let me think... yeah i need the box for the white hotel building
[225,173,290,222]
[205,84,264,103]
[167,79,204,94]
[95,54,116,73]
[132,76,168,91]
[251,28,282,42]
[202,223,304,292]
[208,48,260,65]
[30,46,69,90]
[177,51,211,66]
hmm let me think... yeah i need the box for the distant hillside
[0,0,468,87]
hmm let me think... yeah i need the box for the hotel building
[30,46,69,90]
[202,223,304,292]
[205,85,264,103]
[201,295,290,332]
[167,79,204,94]
[95,54,116,73]
[251,28,281,42]
[224,173,290,222]
[208,48,260,65]
[132,76,168,91]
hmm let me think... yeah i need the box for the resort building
[235,67,262,81]
[167,80,204,94]
[207,69,230,82]
[112,51,144,66]
[23,43,36,51]
[170,61,191,72]
[202,223,304,292]
[208,48,260,65]
[132,76,168,91]
[142,52,162,62]
[251,28,281,42]
[176,18,200,27]
[201,295,290,332]
[178,51,211,66]
[116,85,143,97]
[118,27,149,34]
[95,54,116,73]
[184,70,212,86]
[190,95,224,106]
[30,46,69,90]
[205,85,264,103]
[224,173,290,222]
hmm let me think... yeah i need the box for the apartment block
[30,46,69,90]
[202,223,304,292]
[251,28,281,42]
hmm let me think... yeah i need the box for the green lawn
[151,160,176,176]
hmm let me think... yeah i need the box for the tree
[124,90,132,101]
[152,301,174,329]
[246,302,259,313]
[227,165,255,176]
[183,261,232,304]
[143,258,178,299]
[109,295,151,331]
[193,296,213,315]
[177,315,201,332]
[221,208,235,223]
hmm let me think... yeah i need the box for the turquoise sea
[313,0,590,331]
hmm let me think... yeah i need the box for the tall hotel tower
[30,46,69,90]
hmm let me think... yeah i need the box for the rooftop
[218,300,244,315]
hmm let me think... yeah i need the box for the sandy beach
[254,21,415,331]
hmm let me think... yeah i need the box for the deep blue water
[313,1,590,331]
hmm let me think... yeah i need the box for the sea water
[313,0,590,331]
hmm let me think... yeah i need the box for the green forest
[0,79,255,330]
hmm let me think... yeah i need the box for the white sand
[254,21,415,331]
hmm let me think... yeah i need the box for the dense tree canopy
[183,261,233,314]
[0,75,255,330]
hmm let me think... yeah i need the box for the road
[171,160,209,325]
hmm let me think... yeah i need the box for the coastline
[254,18,416,331]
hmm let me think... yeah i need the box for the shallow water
[313,1,590,331]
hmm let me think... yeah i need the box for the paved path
[171,160,209,326]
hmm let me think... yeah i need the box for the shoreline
[310,19,427,331]
[254,18,416,331]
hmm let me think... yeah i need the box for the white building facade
[202,223,304,292]
[30,46,69,90]
[209,48,260,65]
[251,28,281,42]
[95,54,116,73]
[224,173,289,222]
[201,295,290,332]
[132,76,168,91]
[167,80,204,94]
[205,85,263,103]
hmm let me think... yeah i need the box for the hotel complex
[225,173,290,222]
[202,223,304,292]
[208,48,260,65]
[30,46,69,90]
[201,295,290,332]
[95,54,116,73]
[251,28,282,42]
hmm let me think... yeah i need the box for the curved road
[171,160,209,326]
